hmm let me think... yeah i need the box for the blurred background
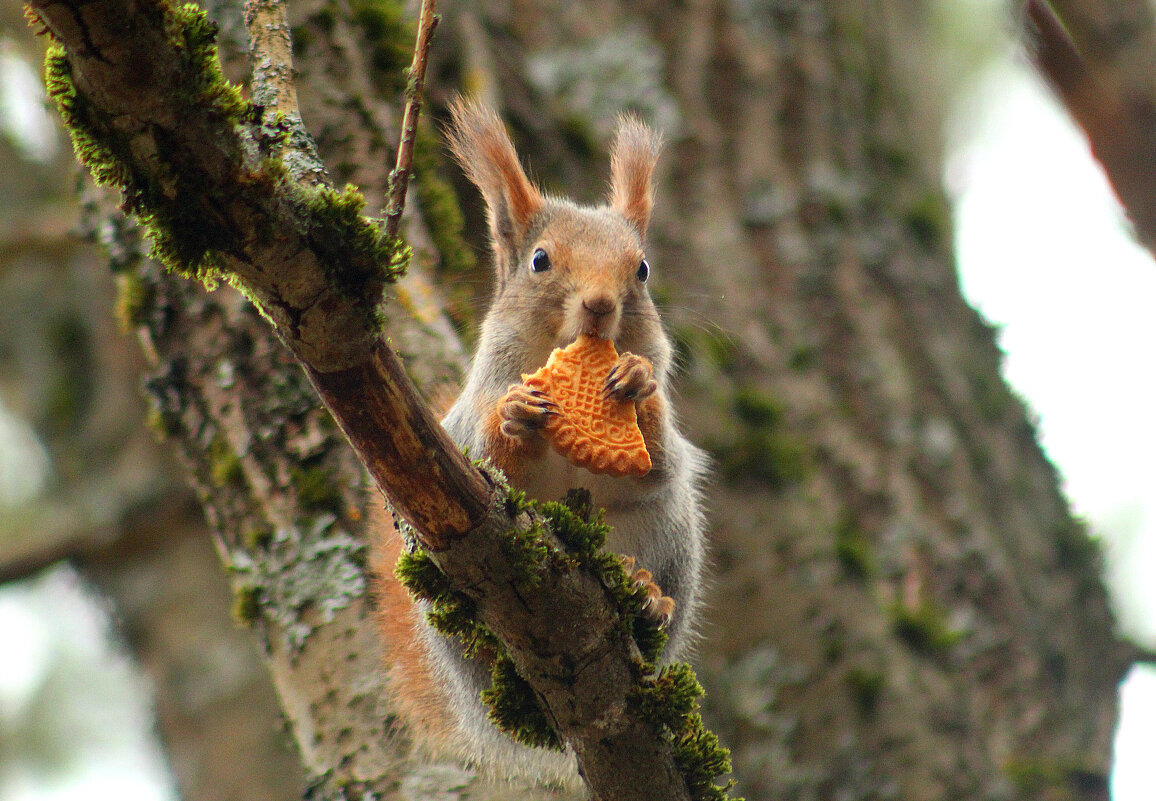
[1,0,1152,798]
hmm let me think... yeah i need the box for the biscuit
[522,335,652,477]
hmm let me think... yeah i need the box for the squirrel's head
[446,99,666,361]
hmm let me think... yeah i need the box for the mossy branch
[25,0,736,798]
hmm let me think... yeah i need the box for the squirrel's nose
[581,293,616,316]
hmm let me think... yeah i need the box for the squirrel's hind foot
[620,555,675,628]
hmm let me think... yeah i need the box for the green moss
[709,429,809,488]
[395,547,497,658]
[905,191,950,251]
[629,663,737,801]
[629,661,700,730]
[292,182,409,295]
[290,462,344,514]
[539,488,608,558]
[42,3,255,285]
[481,657,562,751]
[394,546,453,601]
[231,582,262,625]
[500,519,552,591]
[43,44,129,187]
[845,667,884,716]
[43,1,406,301]
[169,3,248,119]
[207,434,243,487]
[1004,755,1105,799]
[396,487,731,795]
[890,598,962,655]
[533,490,668,663]
[672,718,736,801]
[731,388,784,429]
[834,514,875,579]
[708,385,810,488]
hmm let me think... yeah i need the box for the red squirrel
[371,99,708,784]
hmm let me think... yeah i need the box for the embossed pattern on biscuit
[522,335,652,477]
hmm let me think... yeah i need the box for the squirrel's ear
[608,115,662,235]
[446,99,544,266]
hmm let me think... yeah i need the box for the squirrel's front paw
[604,353,657,402]
[498,383,558,440]
[621,555,675,628]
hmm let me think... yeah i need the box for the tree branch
[23,0,729,798]
[243,0,299,119]
[1025,0,1156,255]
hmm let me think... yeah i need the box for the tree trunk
[428,2,1133,795]
[7,0,1136,799]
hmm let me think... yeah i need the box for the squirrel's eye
[636,258,650,283]
[531,248,551,273]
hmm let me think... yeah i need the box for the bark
[430,1,1135,798]
[8,0,1139,799]
[1025,0,1156,256]
[27,0,707,794]
[0,168,302,800]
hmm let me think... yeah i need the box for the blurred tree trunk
[6,0,1137,800]
[0,156,304,801]
[0,15,305,792]
[427,2,1134,795]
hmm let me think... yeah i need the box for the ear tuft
[608,115,663,235]
[445,98,544,265]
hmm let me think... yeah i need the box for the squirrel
[371,99,708,785]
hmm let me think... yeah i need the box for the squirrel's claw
[621,554,675,629]
[499,384,557,440]
[604,353,657,402]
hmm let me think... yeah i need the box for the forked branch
[22,0,731,798]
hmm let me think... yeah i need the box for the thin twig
[25,0,717,795]
[384,0,439,241]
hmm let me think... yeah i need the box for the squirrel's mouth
[559,296,621,345]
[574,312,620,342]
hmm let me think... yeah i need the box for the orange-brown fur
[608,118,662,233]
[367,99,706,784]
[635,391,668,477]
[445,99,543,277]
[368,502,457,751]
[482,394,548,485]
